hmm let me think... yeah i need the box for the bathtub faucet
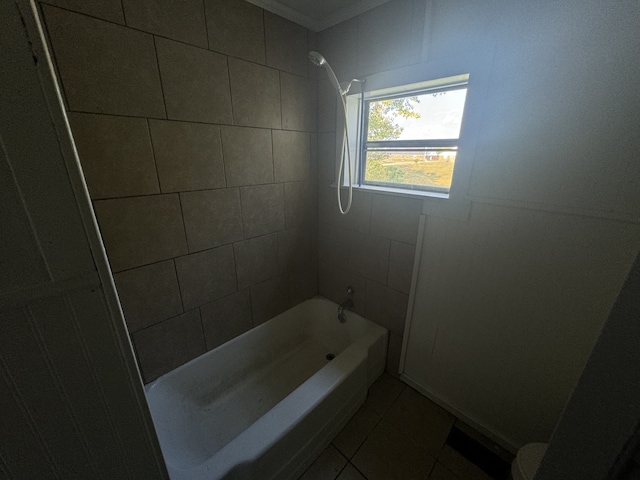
[337,286,355,323]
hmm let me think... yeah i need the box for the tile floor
[297,373,513,480]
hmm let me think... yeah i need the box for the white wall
[340,0,640,449]
[534,250,640,480]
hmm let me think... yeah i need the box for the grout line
[349,461,369,480]
[145,118,163,193]
[119,0,127,25]
[237,186,246,240]
[171,258,186,316]
[39,2,274,69]
[217,127,229,188]
[177,193,191,253]
[197,306,208,350]
[90,180,292,202]
[201,0,210,50]
[261,9,267,66]
[66,109,314,133]
[226,56,235,125]
[152,36,169,119]
[270,130,276,183]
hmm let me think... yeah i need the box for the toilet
[512,442,548,480]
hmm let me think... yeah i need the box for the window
[348,75,469,197]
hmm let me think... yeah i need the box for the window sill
[330,183,471,221]
[332,183,449,200]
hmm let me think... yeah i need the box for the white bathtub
[145,297,388,480]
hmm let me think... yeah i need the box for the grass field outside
[365,152,456,189]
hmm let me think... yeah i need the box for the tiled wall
[40,0,318,382]
[316,0,426,375]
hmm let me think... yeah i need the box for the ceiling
[246,0,392,32]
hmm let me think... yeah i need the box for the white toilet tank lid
[516,442,548,479]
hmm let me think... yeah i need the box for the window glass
[360,81,468,194]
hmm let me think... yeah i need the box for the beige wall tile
[114,260,183,333]
[319,186,372,234]
[250,274,291,325]
[149,120,225,193]
[348,232,390,284]
[122,0,207,48]
[42,0,125,24]
[228,58,281,128]
[240,184,285,239]
[43,5,165,117]
[180,188,243,252]
[205,0,265,64]
[94,195,188,272]
[278,227,313,274]
[264,12,308,77]
[273,130,310,183]
[200,289,252,350]
[318,262,366,317]
[364,280,408,336]
[69,113,159,199]
[281,72,316,132]
[288,268,318,306]
[284,181,315,229]
[220,126,274,187]
[233,234,278,289]
[370,193,422,245]
[132,310,205,382]
[317,80,338,133]
[156,37,232,124]
[387,241,416,294]
[317,130,336,183]
[174,245,237,310]
[318,223,351,267]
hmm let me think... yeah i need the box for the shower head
[308,51,344,96]
[308,51,326,67]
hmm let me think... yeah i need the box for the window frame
[344,74,470,199]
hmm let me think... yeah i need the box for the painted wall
[317,0,640,448]
[535,250,640,480]
[39,0,318,382]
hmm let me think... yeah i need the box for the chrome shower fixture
[308,51,364,215]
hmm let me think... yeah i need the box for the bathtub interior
[145,297,388,477]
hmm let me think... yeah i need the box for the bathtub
[145,297,388,480]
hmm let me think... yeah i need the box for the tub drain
[326,353,336,361]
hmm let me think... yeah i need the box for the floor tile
[352,417,436,480]
[365,373,405,416]
[337,463,367,480]
[332,403,381,459]
[299,445,347,480]
[428,462,459,480]
[376,387,455,457]
[438,445,494,480]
